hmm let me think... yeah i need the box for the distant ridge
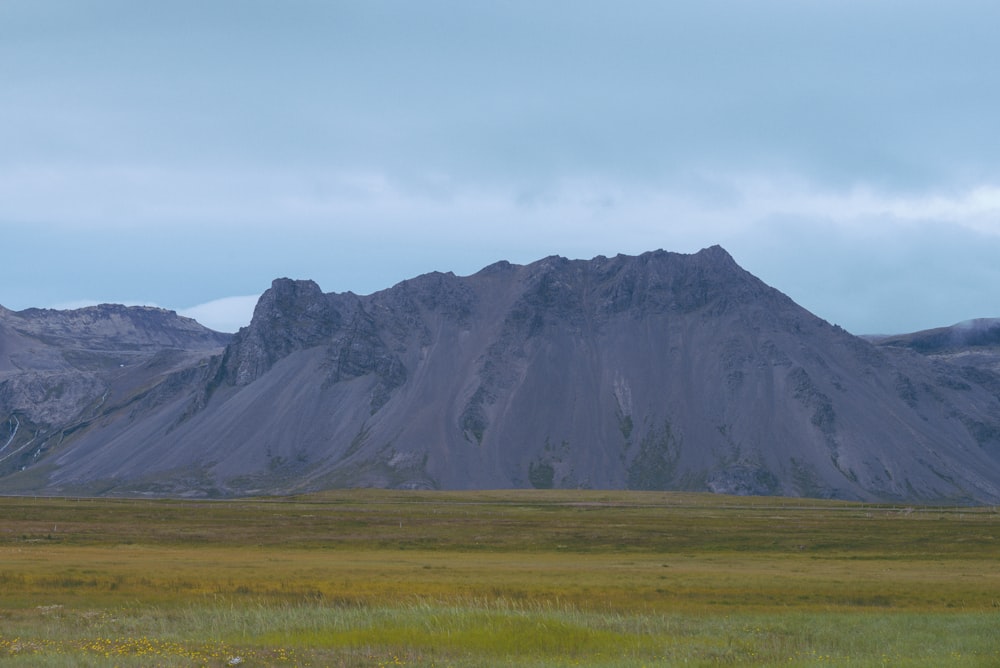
[3,247,1000,503]
[873,317,1000,352]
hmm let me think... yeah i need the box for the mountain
[0,305,230,484]
[3,247,1000,503]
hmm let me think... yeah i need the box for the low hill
[869,318,1000,374]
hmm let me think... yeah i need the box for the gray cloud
[6,1,999,187]
[2,1,999,334]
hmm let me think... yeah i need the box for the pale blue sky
[3,1,999,333]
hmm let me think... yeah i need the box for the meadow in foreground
[1,490,998,666]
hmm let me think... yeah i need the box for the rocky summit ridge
[3,247,1000,503]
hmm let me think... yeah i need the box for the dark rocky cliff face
[222,278,342,386]
[4,247,1000,503]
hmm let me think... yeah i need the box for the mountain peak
[262,277,324,304]
[694,243,737,264]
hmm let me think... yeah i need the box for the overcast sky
[3,1,999,334]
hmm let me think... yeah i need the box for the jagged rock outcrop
[4,247,1000,503]
[221,279,341,386]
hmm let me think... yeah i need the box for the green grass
[3,602,999,666]
[1,490,999,665]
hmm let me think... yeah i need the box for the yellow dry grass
[1,490,998,665]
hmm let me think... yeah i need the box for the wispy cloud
[6,164,1000,237]
[179,295,258,333]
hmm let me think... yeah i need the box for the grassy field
[0,489,998,666]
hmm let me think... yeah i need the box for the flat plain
[0,489,998,666]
